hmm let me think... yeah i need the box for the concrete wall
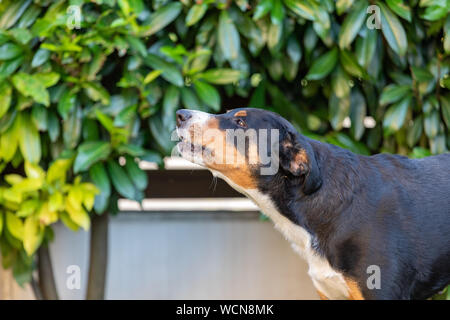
[1,212,318,300]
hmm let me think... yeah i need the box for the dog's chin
[177,141,208,167]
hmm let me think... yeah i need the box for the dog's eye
[235,118,247,128]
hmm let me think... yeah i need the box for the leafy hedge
[0,0,449,294]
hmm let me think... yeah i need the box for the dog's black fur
[214,108,450,299]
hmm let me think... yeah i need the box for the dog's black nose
[176,109,192,127]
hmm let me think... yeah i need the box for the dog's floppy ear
[280,132,322,195]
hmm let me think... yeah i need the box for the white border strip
[139,157,204,170]
[118,198,259,212]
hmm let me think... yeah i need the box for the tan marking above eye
[295,149,309,164]
[205,117,219,129]
[234,110,247,117]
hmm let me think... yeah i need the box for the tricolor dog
[175,108,450,300]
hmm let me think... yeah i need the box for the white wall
[49,212,318,300]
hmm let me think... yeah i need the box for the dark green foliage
[0,0,449,290]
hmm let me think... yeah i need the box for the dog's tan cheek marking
[296,149,309,164]
[207,147,257,189]
[234,110,247,117]
[290,149,309,173]
[203,119,258,189]
[344,278,365,300]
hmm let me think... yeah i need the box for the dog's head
[175,108,322,195]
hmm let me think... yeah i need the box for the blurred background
[0,0,448,299]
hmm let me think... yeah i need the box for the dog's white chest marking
[210,170,350,299]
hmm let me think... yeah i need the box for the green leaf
[63,105,82,149]
[74,141,111,173]
[23,217,43,256]
[411,66,434,83]
[6,212,24,241]
[424,109,440,138]
[143,70,162,84]
[143,53,183,87]
[386,0,412,22]
[47,110,60,142]
[355,29,377,68]
[0,81,12,118]
[60,212,79,232]
[139,2,182,37]
[267,22,283,54]
[83,82,110,105]
[66,202,90,231]
[305,47,338,80]
[350,90,367,141]
[331,66,351,98]
[107,159,137,200]
[89,163,111,214]
[197,68,242,85]
[12,72,49,106]
[284,0,316,21]
[253,0,273,20]
[193,80,220,111]
[444,16,450,54]
[328,132,370,155]
[10,28,32,45]
[35,72,59,88]
[57,89,77,119]
[377,1,408,56]
[0,42,22,60]
[31,48,50,67]
[407,116,423,147]
[0,55,24,80]
[379,84,411,106]
[336,0,355,15]
[0,0,32,29]
[118,0,131,16]
[286,36,302,64]
[339,50,366,79]
[17,3,41,29]
[383,94,411,133]
[271,0,285,25]
[46,158,71,184]
[18,113,41,163]
[186,49,211,74]
[329,93,350,130]
[141,150,163,164]
[421,4,448,21]
[180,87,204,110]
[218,10,241,61]
[125,35,147,57]
[116,144,146,157]
[0,116,19,162]
[95,110,115,133]
[338,0,368,49]
[114,104,137,127]
[0,212,3,236]
[186,4,208,26]
[125,155,147,191]
[31,105,48,131]
[162,85,180,128]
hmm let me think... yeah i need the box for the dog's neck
[259,140,361,252]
